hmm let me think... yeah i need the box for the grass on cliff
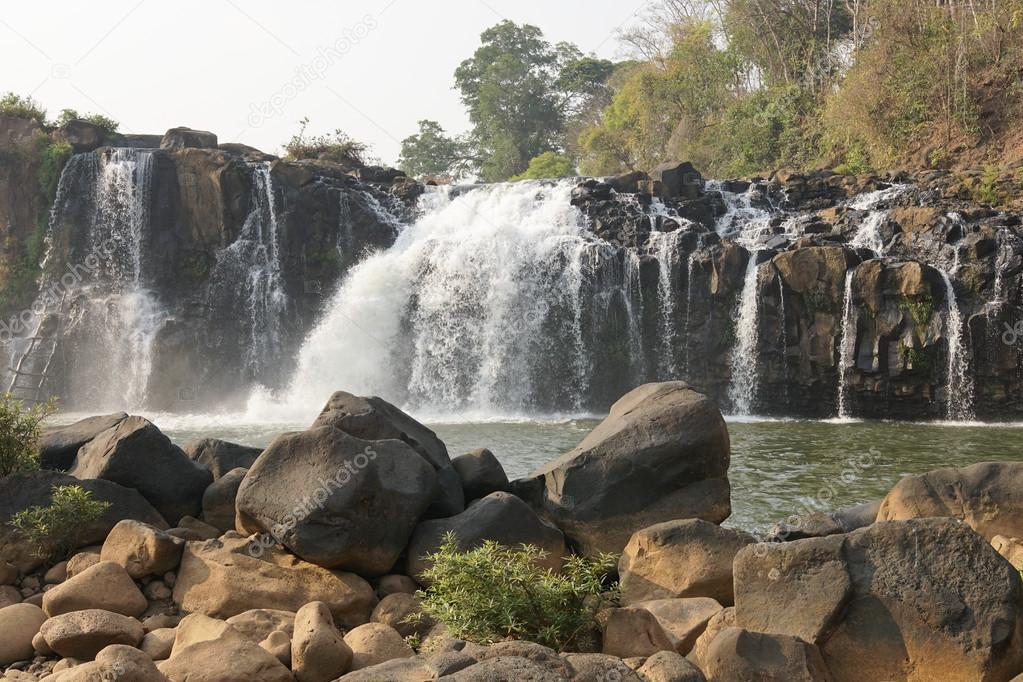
[12,485,109,563]
[415,533,619,651]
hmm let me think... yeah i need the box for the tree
[455,21,614,182]
[398,120,469,179]
[54,108,119,134]
[510,152,577,180]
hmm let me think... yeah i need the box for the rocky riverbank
[2,383,1023,680]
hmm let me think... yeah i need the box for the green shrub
[0,394,57,477]
[53,108,119,134]
[0,92,46,124]
[284,117,368,167]
[11,485,110,563]
[510,152,576,181]
[416,533,618,651]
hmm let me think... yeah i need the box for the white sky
[1,0,639,165]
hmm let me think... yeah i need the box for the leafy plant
[510,152,576,181]
[900,293,935,334]
[0,394,57,477]
[0,92,46,124]
[285,117,368,167]
[11,485,110,563]
[416,533,618,651]
[53,108,119,134]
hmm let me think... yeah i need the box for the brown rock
[40,609,144,659]
[343,622,414,670]
[699,627,832,681]
[292,601,352,682]
[0,603,47,665]
[101,520,184,579]
[43,561,147,617]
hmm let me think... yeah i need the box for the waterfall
[683,251,697,378]
[939,270,975,421]
[649,230,681,377]
[836,270,856,418]
[622,249,645,385]
[728,256,763,414]
[850,211,887,255]
[247,180,624,420]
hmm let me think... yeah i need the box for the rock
[732,518,1023,681]
[440,656,570,681]
[258,630,291,665]
[604,598,721,658]
[562,653,642,681]
[141,627,176,660]
[142,613,182,632]
[406,492,566,581]
[173,534,375,627]
[38,413,127,470]
[43,561,147,617]
[161,127,218,150]
[158,620,292,682]
[371,593,434,639]
[169,613,234,655]
[636,650,707,682]
[0,471,167,573]
[50,644,167,681]
[65,550,101,579]
[182,439,261,480]
[527,382,730,556]
[451,449,509,501]
[336,657,435,681]
[0,585,20,608]
[649,162,703,200]
[620,519,754,606]
[312,391,464,516]
[0,561,17,585]
[43,561,67,584]
[32,629,52,655]
[144,580,172,601]
[343,622,414,670]
[40,609,144,659]
[236,425,438,574]
[992,535,1023,570]
[292,601,352,682]
[608,170,649,194]
[877,461,1023,541]
[70,417,212,525]
[225,609,295,643]
[687,607,734,669]
[172,516,220,541]
[201,468,247,532]
[479,641,574,678]
[100,520,184,579]
[377,574,419,597]
[699,627,832,681]
[56,120,110,154]
[427,650,477,675]
[0,604,47,665]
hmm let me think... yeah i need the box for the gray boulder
[406,492,566,582]
[38,412,127,470]
[649,161,703,200]
[451,448,509,501]
[733,518,1023,681]
[202,467,247,532]
[525,382,730,555]
[70,416,212,524]
[183,438,261,480]
[236,426,438,574]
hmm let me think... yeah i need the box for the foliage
[11,485,109,563]
[0,394,57,477]
[285,117,368,167]
[37,139,73,201]
[398,120,471,179]
[416,533,619,650]
[510,152,576,181]
[0,92,46,124]
[900,293,935,332]
[53,108,119,134]
[455,21,614,181]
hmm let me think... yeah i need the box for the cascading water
[649,229,682,376]
[836,270,857,418]
[939,270,975,421]
[848,184,907,255]
[683,251,698,377]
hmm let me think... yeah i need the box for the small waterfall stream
[939,270,975,421]
[837,270,857,418]
[649,229,682,377]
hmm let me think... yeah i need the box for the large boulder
[70,416,213,524]
[525,382,730,555]
[43,560,147,617]
[620,519,755,606]
[0,471,167,572]
[201,467,247,532]
[236,426,438,574]
[40,609,145,659]
[50,644,167,681]
[313,391,464,516]
[100,519,184,578]
[451,448,509,501]
[878,461,1023,541]
[161,127,218,150]
[173,533,376,627]
[698,627,833,681]
[292,601,353,682]
[406,492,566,581]
[343,622,414,670]
[649,161,703,200]
[603,598,722,658]
[38,412,127,470]
[158,616,292,682]
[183,438,261,480]
[732,518,1023,682]
[0,603,46,665]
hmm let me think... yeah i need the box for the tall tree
[398,120,469,179]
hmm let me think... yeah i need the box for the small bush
[284,117,368,167]
[11,485,110,563]
[0,92,46,124]
[416,533,618,651]
[510,152,576,181]
[0,394,57,477]
[53,108,119,134]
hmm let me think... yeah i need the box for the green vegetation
[901,294,935,333]
[285,117,367,167]
[0,92,46,124]
[11,485,110,563]
[510,152,576,181]
[416,533,618,650]
[0,394,57,477]
[398,120,470,180]
[899,341,933,374]
[54,108,119,134]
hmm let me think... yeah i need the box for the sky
[0,0,642,165]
